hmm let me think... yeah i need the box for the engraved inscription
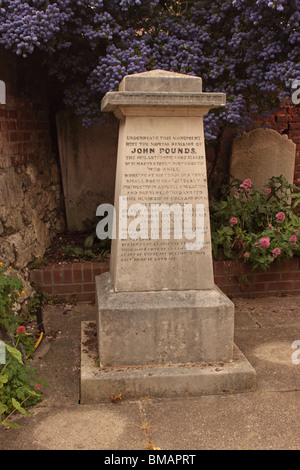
[118,133,211,263]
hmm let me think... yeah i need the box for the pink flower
[229,217,238,226]
[289,235,297,245]
[234,194,239,199]
[244,252,250,258]
[268,224,272,227]
[294,230,299,235]
[277,228,280,232]
[16,326,26,335]
[275,212,285,223]
[259,237,270,248]
[272,248,281,258]
[239,178,252,192]
[265,188,272,195]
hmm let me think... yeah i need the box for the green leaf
[0,375,8,388]
[84,234,95,248]
[5,344,23,364]
[11,398,28,416]
[1,421,22,429]
[0,403,8,414]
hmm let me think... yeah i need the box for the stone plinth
[96,272,234,367]
[80,70,256,402]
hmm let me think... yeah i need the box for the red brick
[252,283,266,292]
[83,265,93,282]
[213,261,225,275]
[267,281,293,291]
[53,267,63,283]
[82,283,96,293]
[43,266,53,284]
[254,272,281,282]
[281,272,300,281]
[41,285,53,295]
[92,266,102,276]
[73,264,83,283]
[76,293,95,303]
[100,261,110,274]
[214,275,226,285]
[281,258,299,271]
[52,284,82,295]
[63,266,73,283]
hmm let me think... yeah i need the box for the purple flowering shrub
[210,176,300,270]
[0,0,299,139]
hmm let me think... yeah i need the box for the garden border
[29,256,300,302]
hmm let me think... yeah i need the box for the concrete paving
[1,295,300,450]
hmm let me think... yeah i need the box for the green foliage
[0,266,23,334]
[210,176,300,271]
[60,218,111,261]
[0,337,44,427]
[0,266,45,427]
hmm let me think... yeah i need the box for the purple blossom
[0,0,298,135]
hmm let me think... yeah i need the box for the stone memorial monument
[80,70,256,403]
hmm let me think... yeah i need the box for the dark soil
[29,231,111,268]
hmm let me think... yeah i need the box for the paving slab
[140,391,300,450]
[1,296,300,451]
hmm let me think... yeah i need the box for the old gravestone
[230,128,296,191]
[80,70,256,402]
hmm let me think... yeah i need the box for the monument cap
[119,69,202,93]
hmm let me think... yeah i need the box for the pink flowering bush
[210,176,300,270]
[259,238,270,248]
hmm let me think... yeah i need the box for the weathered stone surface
[56,111,118,231]
[119,69,203,93]
[102,71,225,293]
[0,158,65,268]
[230,128,296,190]
[87,70,256,401]
[96,272,234,367]
[81,321,256,403]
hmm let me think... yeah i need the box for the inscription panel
[111,116,214,291]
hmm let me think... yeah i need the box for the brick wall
[30,260,110,303]
[0,49,55,170]
[268,105,300,186]
[0,49,65,268]
[30,257,300,303]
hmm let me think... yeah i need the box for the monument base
[80,321,256,403]
[95,273,235,367]
[79,273,256,403]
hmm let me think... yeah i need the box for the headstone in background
[230,128,296,190]
[56,111,118,231]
